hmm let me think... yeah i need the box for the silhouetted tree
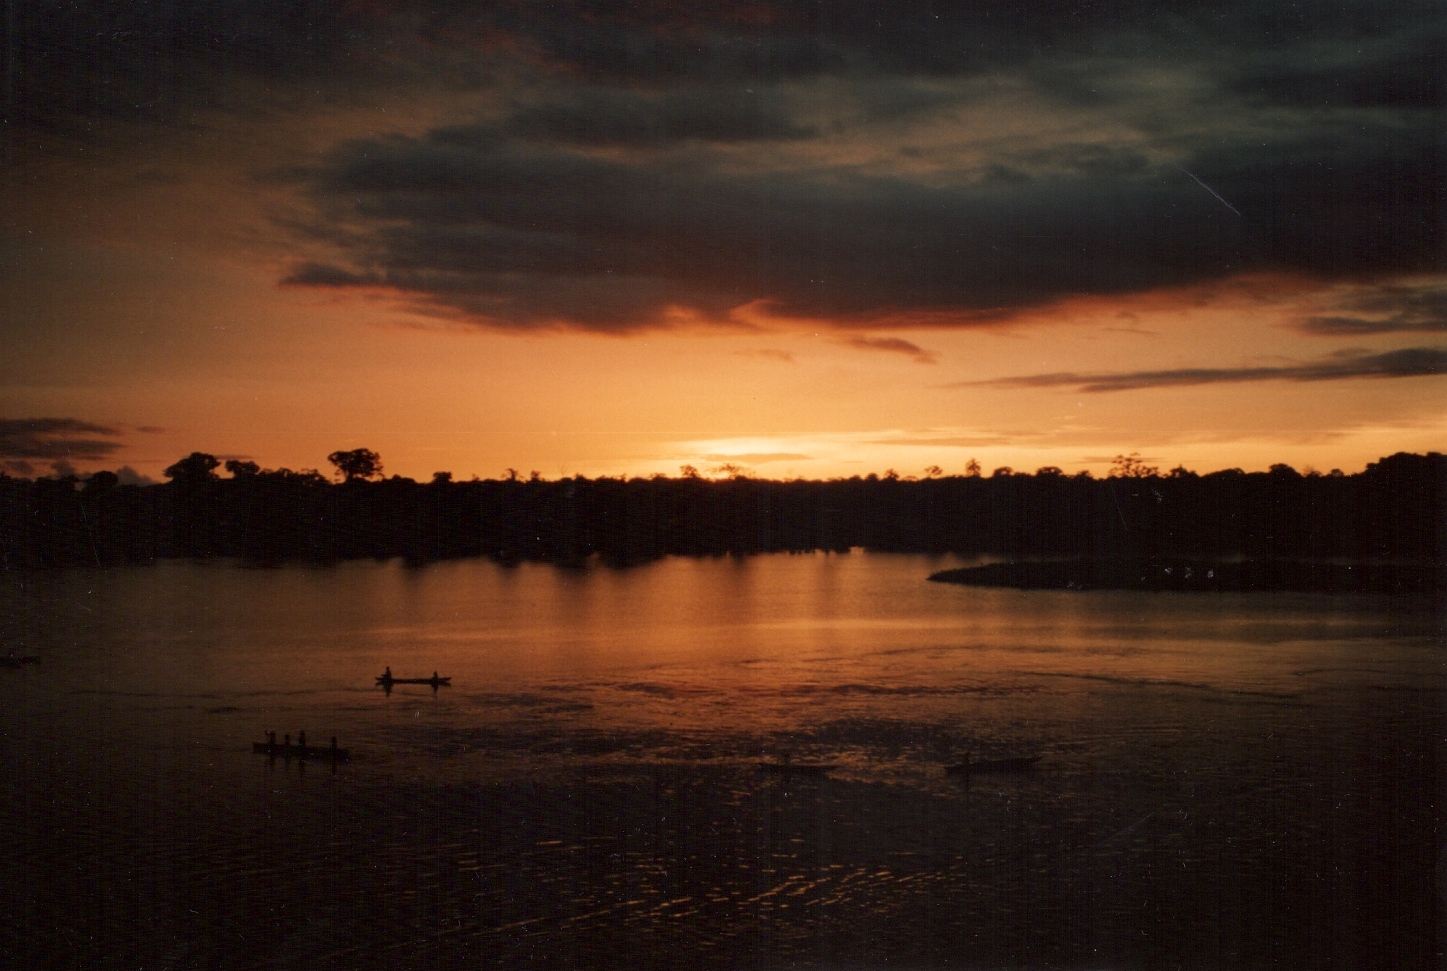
[328,448,383,482]
[1109,453,1159,478]
[164,452,220,483]
[83,470,119,493]
[225,459,260,478]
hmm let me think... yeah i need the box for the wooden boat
[376,673,451,686]
[757,761,836,776]
[946,755,1041,775]
[252,734,351,761]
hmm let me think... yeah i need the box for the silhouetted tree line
[0,452,1441,570]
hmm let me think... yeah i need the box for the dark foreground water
[0,555,1440,969]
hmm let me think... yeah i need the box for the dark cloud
[13,1,1440,135]
[1297,285,1447,335]
[282,263,381,288]
[1230,32,1444,110]
[505,89,815,147]
[483,1,1444,86]
[0,418,124,461]
[11,1,1440,332]
[4,2,392,133]
[972,347,1447,393]
[286,109,1438,330]
[1184,130,1441,279]
[841,336,937,364]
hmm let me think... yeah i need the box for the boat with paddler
[252,732,350,761]
[375,668,450,687]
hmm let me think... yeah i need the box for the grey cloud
[841,337,937,364]
[1010,143,1153,180]
[1297,285,1447,335]
[972,347,1447,393]
[1299,315,1447,336]
[0,418,124,461]
[505,89,816,147]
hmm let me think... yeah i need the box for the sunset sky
[3,1,1443,482]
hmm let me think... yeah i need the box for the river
[0,554,1439,969]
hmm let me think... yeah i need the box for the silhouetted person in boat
[383,666,392,681]
[298,731,307,752]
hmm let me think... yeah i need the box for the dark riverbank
[929,558,1444,594]
[2,451,1441,568]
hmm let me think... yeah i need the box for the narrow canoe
[252,741,351,761]
[946,756,1041,774]
[376,676,451,685]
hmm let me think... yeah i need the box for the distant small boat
[946,755,1041,775]
[0,656,40,668]
[757,761,836,776]
[253,733,350,761]
[376,672,450,686]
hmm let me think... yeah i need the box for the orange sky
[3,3,1442,482]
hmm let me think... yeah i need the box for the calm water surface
[1,554,1440,969]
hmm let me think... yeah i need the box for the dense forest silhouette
[0,451,1441,591]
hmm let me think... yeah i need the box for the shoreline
[928,558,1443,594]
